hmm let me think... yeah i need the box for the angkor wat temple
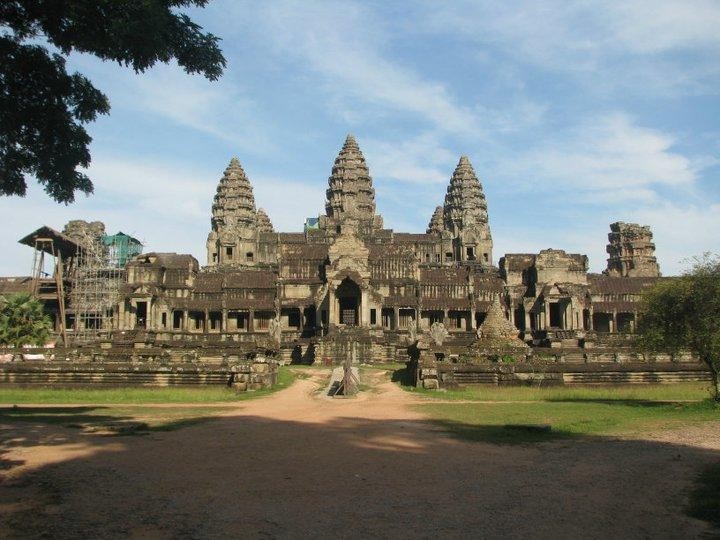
[3,135,670,368]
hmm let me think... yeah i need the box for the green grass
[407,382,713,402]
[0,366,296,405]
[385,366,720,444]
[687,462,720,529]
[0,368,297,433]
[420,399,720,445]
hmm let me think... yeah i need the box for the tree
[0,0,225,203]
[0,293,53,353]
[636,255,720,401]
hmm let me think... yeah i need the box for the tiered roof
[325,135,377,222]
[443,156,490,233]
[426,206,444,234]
[211,158,258,234]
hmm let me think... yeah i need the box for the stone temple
[3,135,675,370]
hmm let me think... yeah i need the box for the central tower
[319,135,383,234]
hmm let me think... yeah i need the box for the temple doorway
[336,278,360,326]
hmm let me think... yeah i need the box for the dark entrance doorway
[136,301,147,328]
[549,302,563,329]
[336,278,360,326]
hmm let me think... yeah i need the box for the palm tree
[0,293,53,357]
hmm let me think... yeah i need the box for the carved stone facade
[7,135,666,361]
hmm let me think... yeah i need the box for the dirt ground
[1,371,719,539]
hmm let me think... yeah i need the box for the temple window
[399,308,415,329]
[246,252,254,262]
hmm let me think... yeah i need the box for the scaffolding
[29,237,68,346]
[69,230,124,343]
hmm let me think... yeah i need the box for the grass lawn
[0,366,296,405]
[404,381,713,403]
[421,399,720,444]
[389,368,719,444]
[0,367,296,432]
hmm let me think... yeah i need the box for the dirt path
[1,372,719,539]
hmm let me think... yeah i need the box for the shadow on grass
[0,406,115,426]
[432,418,577,445]
[0,405,221,435]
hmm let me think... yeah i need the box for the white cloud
[0,156,328,275]
[633,202,720,275]
[418,0,720,94]
[363,133,456,184]
[242,2,481,136]
[68,55,277,155]
[503,113,697,196]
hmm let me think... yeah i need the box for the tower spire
[206,157,271,266]
[427,206,444,234]
[442,155,493,264]
[323,134,382,230]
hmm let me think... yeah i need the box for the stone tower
[206,157,271,267]
[442,156,493,265]
[321,135,383,233]
[426,206,444,235]
[604,222,660,277]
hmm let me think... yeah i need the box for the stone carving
[407,324,418,345]
[443,156,490,231]
[268,317,282,345]
[322,134,383,230]
[475,297,527,349]
[426,206,444,234]
[327,222,370,280]
[429,322,449,346]
[256,208,274,233]
[206,157,274,266]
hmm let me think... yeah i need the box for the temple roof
[443,156,490,233]
[325,135,379,223]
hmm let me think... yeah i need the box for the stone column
[329,287,338,325]
[524,309,531,332]
[361,289,370,327]
[394,306,400,331]
[183,309,189,331]
[222,309,228,332]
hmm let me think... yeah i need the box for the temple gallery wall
[3,135,705,388]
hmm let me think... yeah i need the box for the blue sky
[1,0,719,276]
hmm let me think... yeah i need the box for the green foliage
[0,293,53,349]
[0,0,225,202]
[637,254,720,400]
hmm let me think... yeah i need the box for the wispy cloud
[502,113,698,197]
[418,0,720,95]
[68,55,277,155]
[363,133,456,184]
[238,1,482,136]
